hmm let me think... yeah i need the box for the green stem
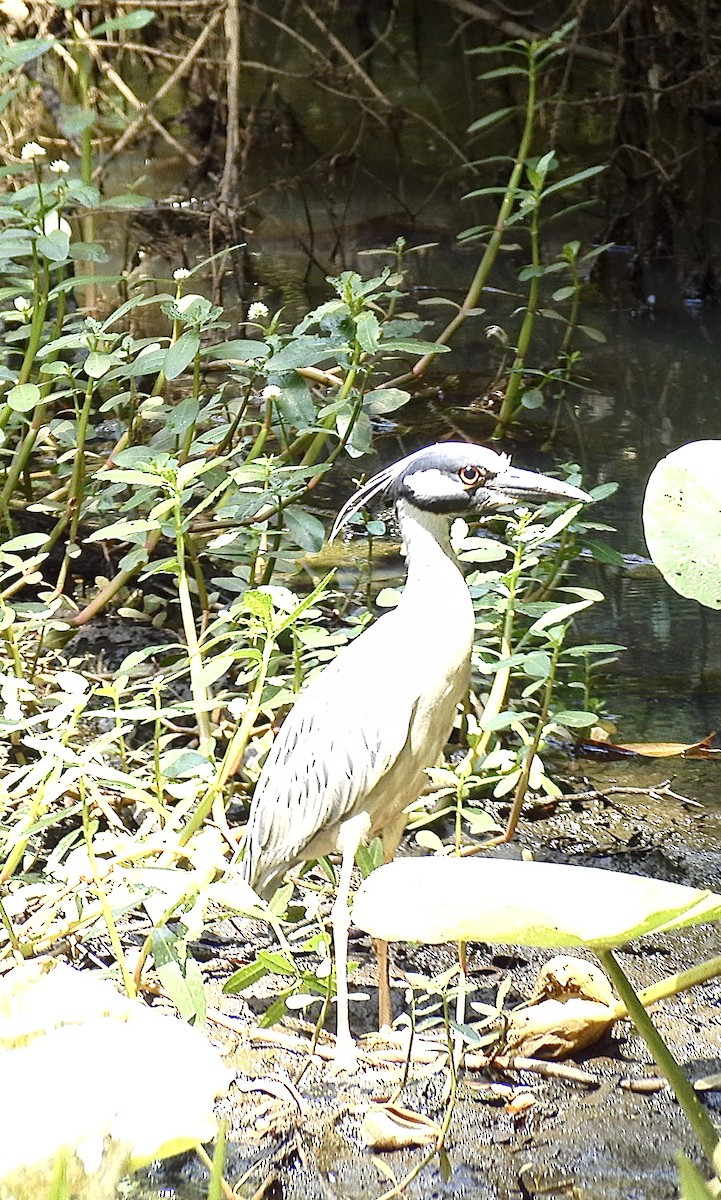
[475,523,527,758]
[500,635,561,842]
[296,344,365,469]
[388,42,538,388]
[82,793,137,999]
[495,181,541,436]
[54,381,96,594]
[179,631,276,846]
[174,498,213,758]
[599,948,719,1167]
[631,955,721,1014]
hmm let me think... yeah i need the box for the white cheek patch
[406,468,464,503]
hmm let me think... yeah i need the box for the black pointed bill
[487,465,592,507]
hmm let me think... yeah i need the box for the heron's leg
[374,814,407,1032]
[331,812,371,1072]
[374,938,392,1029]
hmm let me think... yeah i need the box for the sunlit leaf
[353,858,721,949]
[643,440,721,609]
[7,383,39,412]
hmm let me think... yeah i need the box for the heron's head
[331,442,592,539]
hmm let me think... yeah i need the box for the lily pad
[643,440,721,608]
[352,858,721,949]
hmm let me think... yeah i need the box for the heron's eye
[459,464,484,487]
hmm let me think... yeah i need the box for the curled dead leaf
[506,997,616,1059]
[530,955,617,1007]
[361,1104,440,1151]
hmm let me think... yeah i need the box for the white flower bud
[20,141,46,161]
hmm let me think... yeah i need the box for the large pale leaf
[352,858,721,949]
[643,440,721,608]
[0,961,231,1195]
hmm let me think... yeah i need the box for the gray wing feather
[242,653,408,894]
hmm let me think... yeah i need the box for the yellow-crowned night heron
[242,442,591,1069]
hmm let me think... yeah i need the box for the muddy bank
[135,773,721,1200]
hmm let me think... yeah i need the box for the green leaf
[528,590,602,632]
[356,837,383,879]
[475,66,529,80]
[340,408,372,458]
[267,336,344,372]
[84,351,120,379]
[522,650,552,678]
[284,505,326,553]
[541,164,606,197]
[164,330,200,379]
[583,539,624,566]
[151,928,206,1025]
[353,858,721,949]
[520,387,544,409]
[7,382,40,412]
[467,106,517,133]
[66,181,102,207]
[223,957,270,994]
[0,530,47,553]
[563,643,625,657]
[355,310,380,354]
[90,8,155,35]
[100,193,154,210]
[161,750,210,779]
[275,375,316,426]
[203,338,269,362]
[257,949,297,976]
[36,229,70,262]
[0,37,53,68]
[379,338,450,355]
[552,709,597,728]
[85,517,156,542]
[258,993,291,1028]
[577,324,607,343]
[59,105,96,136]
[363,387,410,415]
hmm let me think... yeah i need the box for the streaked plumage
[242,442,591,1068]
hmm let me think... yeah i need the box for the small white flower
[261,384,281,401]
[20,141,46,161]
[13,296,32,315]
[247,301,269,321]
[39,210,72,237]
[173,267,191,281]
[48,159,70,174]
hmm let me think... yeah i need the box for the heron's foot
[329,1033,359,1075]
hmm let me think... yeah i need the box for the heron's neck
[396,498,463,600]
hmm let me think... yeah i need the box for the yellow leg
[331,812,371,1072]
[374,937,393,1030]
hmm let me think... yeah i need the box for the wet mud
[138,764,721,1200]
